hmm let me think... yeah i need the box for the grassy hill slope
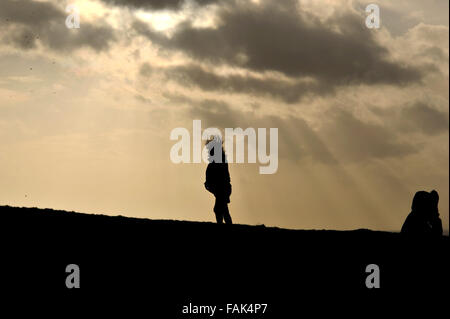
[1,205,448,316]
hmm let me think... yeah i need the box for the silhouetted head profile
[205,135,227,163]
[411,191,431,215]
[401,190,443,237]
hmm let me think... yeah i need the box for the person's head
[411,191,431,215]
[205,135,225,163]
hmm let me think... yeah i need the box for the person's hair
[205,135,222,146]
[411,191,430,213]
[206,135,226,162]
[430,190,439,204]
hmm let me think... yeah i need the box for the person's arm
[204,165,216,194]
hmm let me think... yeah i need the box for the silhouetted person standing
[204,137,232,224]
[401,190,443,236]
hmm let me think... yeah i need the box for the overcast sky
[0,0,448,232]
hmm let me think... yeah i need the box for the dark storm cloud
[373,102,449,136]
[320,109,417,162]
[164,92,338,164]
[399,103,449,136]
[163,64,329,103]
[0,0,116,52]
[190,98,236,126]
[163,91,241,126]
[134,0,424,93]
[165,91,420,163]
[417,47,449,63]
[99,0,219,10]
[0,0,63,26]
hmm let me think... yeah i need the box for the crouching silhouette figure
[204,136,232,224]
[401,190,443,236]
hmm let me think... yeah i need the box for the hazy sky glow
[0,0,448,232]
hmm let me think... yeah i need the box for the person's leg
[214,197,224,224]
[215,212,223,224]
[223,204,232,225]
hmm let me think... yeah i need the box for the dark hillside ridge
[1,205,448,316]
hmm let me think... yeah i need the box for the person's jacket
[204,152,231,198]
